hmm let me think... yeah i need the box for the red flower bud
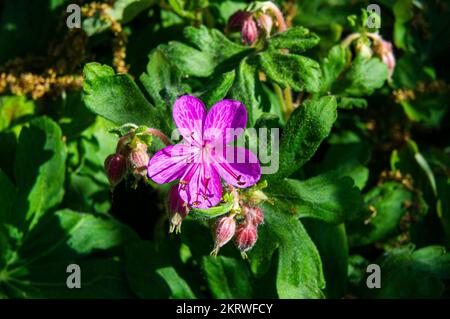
[104,153,126,187]
[211,215,236,256]
[235,222,258,253]
[241,16,258,45]
[250,206,264,225]
[127,143,150,177]
[167,184,189,233]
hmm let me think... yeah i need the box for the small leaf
[259,51,322,92]
[338,55,388,96]
[200,70,236,108]
[268,26,320,53]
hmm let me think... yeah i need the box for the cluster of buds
[211,185,267,257]
[342,32,396,80]
[228,1,287,46]
[104,126,171,188]
[104,138,150,187]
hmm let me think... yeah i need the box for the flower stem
[283,87,294,117]
[274,84,288,121]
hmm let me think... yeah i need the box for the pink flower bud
[167,184,189,233]
[249,206,264,225]
[104,153,126,187]
[235,222,258,253]
[241,16,258,45]
[371,35,396,80]
[211,216,236,256]
[127,143,150,177]
[257,13,273,35]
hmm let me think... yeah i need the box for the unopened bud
[257,13,273,35]
[370,34,396,80]
[127,143,150,177]
[211,215,236,256]
[104,153,126,187]
[249,206,264,225]
[167,184,189,234]
[355,40,373,59]
[247,189,268,205]
[241,16,258,45]
[235,222,258,254]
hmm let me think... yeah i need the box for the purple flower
[148,95,261,209]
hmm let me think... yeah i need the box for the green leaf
[0,169,16,224]
[140,48,187,109]
[13,117,66,229]
[19,209,138,258]
[347,182,417,247]
[267,26,320,52]
[0,96,35,132]
[202,255,252,298]
[249,205,325,298]
[271,96,337,181]
[200,70,236,108]
[338,55,388,96]
[320,45,347,93]
[338,97,368,109]
[82,63,167,133]
[229,57,265,125]
[83,0,157,35]
[161,26,249,77]
[156,267,197,299]
[125,241,196,299]
[303,220,348,298]
[267,170,364,224]
[0,210,137,298]
[364,245,450,298]
[259,51,322,92]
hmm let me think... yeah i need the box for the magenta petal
[203,99,247,146]
[212,146,261,188]
[173,95,206,145]
[148,144,199,184]
[178,163,222,209]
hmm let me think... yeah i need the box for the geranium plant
[0,0,449,299]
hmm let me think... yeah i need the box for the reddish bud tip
[104,153,126,187]
[235,222,258,253]
[228,10,250,28]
